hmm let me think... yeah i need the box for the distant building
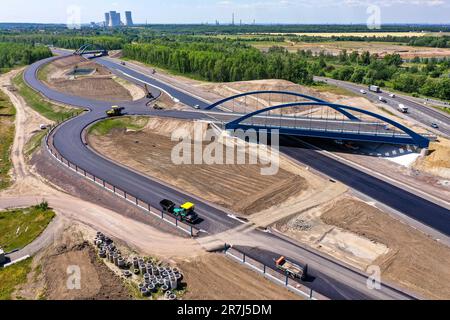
[125,11,134,26]
[104,12,110,27]
[109,11,121,27]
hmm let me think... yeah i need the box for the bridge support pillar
[420,148,429,157]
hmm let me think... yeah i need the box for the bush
[35,200,49,211]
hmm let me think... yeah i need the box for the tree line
[124,39,450,100]
[123,41,313,84]
[0,43,52,72]
[0,34,125,50]
[307,49,450,100]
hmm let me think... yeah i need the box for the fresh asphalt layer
[23,53,447,300]
[315,76,450,137]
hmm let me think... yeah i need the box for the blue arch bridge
[204,90,434,149]
[74,44,108,58]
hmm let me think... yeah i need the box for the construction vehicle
[160,199,200,224]
[106,105,125,117]
[275,256,308,281]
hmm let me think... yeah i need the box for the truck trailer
[275,256,308,281]
[369,85,381,93]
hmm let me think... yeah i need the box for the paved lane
[22,54,439,300]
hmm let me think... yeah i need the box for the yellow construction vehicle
[106,105,125,117]
[159,200,200,224]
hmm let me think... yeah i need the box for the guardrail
[44,118,199,238]
[224,247,328,300]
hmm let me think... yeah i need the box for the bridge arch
[74,44,108,57]
[225,102,431,148]
[206,90,359,120]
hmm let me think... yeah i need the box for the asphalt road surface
[22,53,449,300]
[315,76,450,137]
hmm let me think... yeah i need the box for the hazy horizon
[0,0,449,25]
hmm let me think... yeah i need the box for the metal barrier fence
[224,247,329,300]
[45,122,199,237]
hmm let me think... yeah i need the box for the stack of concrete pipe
[164,290,177,301]
[94,232,186,299]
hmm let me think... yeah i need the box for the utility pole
[232,13,235,26]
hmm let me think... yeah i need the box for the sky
[0,0,449,25]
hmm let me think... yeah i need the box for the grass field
[0,258,32,300]
[432,105,450,115]
[37,62,51,82]
[0,89,15,190]
[0,203,55,252]
[12,72,80,122]
[268,32,446,37]
[312,82,358,97]
[88,116,149,136]
[24,129,49,157]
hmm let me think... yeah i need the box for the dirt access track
[0,68,305,300]
[40,55,145,102]
[252,41,450,59]
[13,223,300,300]
[275,196,450,299]
[89,116,342,218]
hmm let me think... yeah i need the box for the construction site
[38,55,145,102]
[1,43,449,302]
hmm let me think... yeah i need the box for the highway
[23,53,449,300]
[315,76,450,137]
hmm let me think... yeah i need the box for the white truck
[398,104,408,113]
[369,85,381,93]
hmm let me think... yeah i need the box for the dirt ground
[89,117,336,217]
[253,40,450,59]
[14,224,302,300]
[0,68,308,300]
[276,196,450,299]
[14,225,131,300]
[274,195,389,271]
[41,55,144,102]
[178,254,301,300]
[414,137,450,179]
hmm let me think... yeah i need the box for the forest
[123,39,450,100]
[123,41,313,84]
[0,34,125,50]
[0,43,52,72]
